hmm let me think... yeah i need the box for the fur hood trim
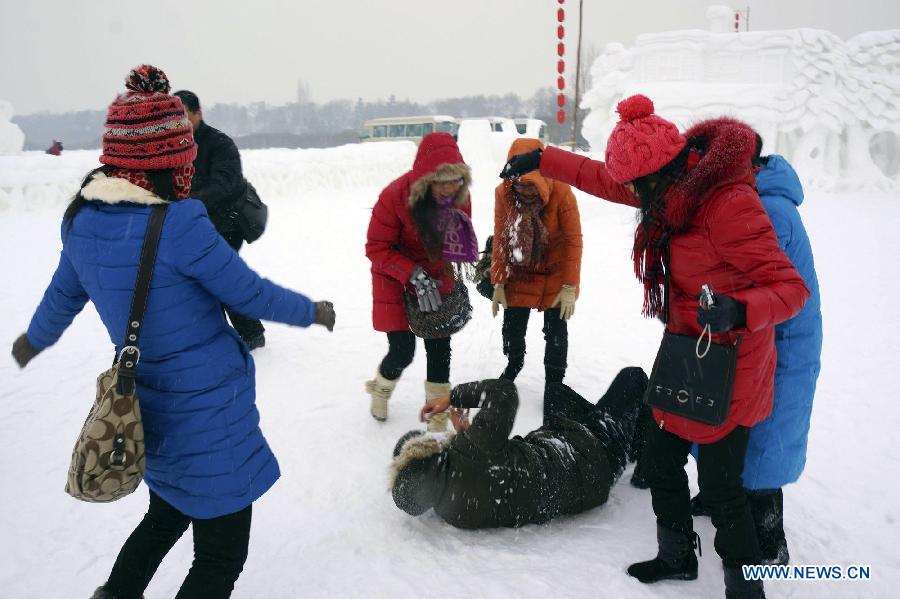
[80,172,168,206]
[665,117,757,231]
[408,162,472,209]
[389,432,455,489]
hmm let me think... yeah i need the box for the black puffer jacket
[392,369,646,529]
[191,121,246,234]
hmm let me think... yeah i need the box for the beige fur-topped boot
[424,381,452,432]
[366,371,398,421]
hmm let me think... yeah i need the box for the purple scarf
[435,194,479,263]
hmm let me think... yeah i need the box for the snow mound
[0,100,25,156]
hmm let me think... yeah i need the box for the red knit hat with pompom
[100,65,197,170]
[604,94,686,184]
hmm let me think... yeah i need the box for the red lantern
[557,42,565,57]
[557,25,565,39]
[557,8,565,22]
[557,94,566,108]
[557,110,566,124]
[558,0,565,4]
[557,76,565,90]
[557,60,565,74]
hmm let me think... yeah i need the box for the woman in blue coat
[693,149,822,565]
[10,66,336,599]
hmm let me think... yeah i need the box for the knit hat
[604,94,686,184]
[100,65,197,170]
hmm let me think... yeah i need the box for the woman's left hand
[420,394,451,422]
[696,293,746,333]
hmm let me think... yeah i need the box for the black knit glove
[696,293,746,333]
[314,301,336,332]
[12,333,41,368]
[499,149,542,179]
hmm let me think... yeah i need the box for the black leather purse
[644,245,741,426]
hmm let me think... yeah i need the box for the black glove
[314,301,336,332]
[12,333,41,368]
[499,149,542,179]
[410,267,442,313]
[696,293,746,333]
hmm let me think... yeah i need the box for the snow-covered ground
[1,145,897,598]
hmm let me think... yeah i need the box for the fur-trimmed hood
[664,117,758,231]
[408,132,472,208]
[80,172,168,206]
[390,430,454,517]
[389,431,454,489]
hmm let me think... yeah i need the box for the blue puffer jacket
[26,174,317,518]
[742,155,823,490]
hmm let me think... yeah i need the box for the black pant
[643,425,761,566]
[379,331,451,383]
[104,491,252,599]
[222,231,265,342]
[500,307,568,382]
[544,367,647,474]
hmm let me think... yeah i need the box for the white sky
[1,0,898,115]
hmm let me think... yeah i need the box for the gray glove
[314,301,336,332]
[410,267,442,313]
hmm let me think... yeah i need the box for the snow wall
[581,7,900,192]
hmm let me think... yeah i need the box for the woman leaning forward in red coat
[365,132,477,432]
[501,95,808,599]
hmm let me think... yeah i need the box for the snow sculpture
[0,100,25,156]
[580,11,900,191]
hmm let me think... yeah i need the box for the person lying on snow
[390,368,647,528]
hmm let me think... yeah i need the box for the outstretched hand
[314,301,336,332]
[419,394,451,423]
[499,149,542,179]
[12,333,40,368]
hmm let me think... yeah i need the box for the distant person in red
[45,140,63,156]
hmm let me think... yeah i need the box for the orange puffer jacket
[491,138,582,310]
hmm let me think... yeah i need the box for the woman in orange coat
[491,138,582,395]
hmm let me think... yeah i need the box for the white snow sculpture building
[0,100,26,156]
[580,6,900,191]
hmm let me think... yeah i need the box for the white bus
[360,116,459,143]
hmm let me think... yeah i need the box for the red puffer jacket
[540,118,809,443]
[366,133,473,332]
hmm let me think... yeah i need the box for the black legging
[501,307,568,382]
[104,491,252,599]
[379,331,451,383]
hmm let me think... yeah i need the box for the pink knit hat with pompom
[604,94,686,184]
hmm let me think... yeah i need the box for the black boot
[627,524,700,583]
[748,489,789,565]
[90,586,141,599]
[691,492,709,517]
[724,564,766,598]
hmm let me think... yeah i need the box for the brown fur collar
[408,162,472,208]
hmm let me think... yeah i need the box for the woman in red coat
[365,132,476,431]
[501,95,808,599]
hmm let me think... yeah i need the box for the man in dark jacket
[174,90,265,349]
[391,368,647,528]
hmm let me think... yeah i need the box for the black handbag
[644,245,742,426]
[234,180,268,243]
[404,276,472,339]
